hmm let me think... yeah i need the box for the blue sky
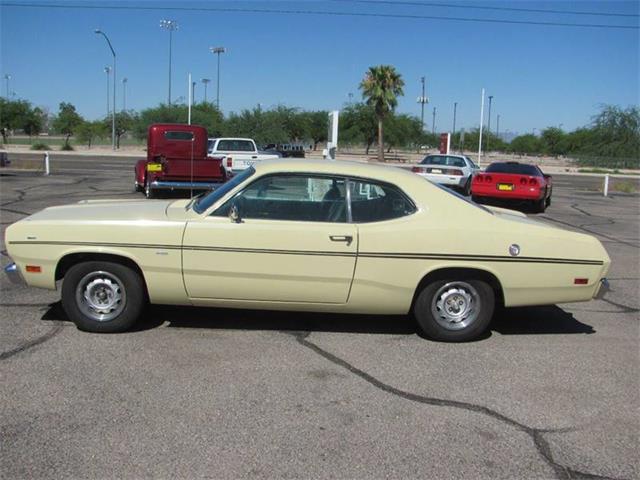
[1,0,638,135]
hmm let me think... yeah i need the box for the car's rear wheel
[545,188,552,207]
[414,279,494,342]
[61,261,145,333]
[462,177,472,196]
[533,197,546,213]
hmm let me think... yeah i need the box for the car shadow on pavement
[41,302,595,338]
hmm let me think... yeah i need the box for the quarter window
[349,180,416,222]
[213,175,347,223]
[216,139,255,152]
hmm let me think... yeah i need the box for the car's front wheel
[413,279,495,342]
[61,261,146,333]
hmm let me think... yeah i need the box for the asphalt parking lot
[1,162,638,479]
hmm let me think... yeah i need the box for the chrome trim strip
[150,180,223,190]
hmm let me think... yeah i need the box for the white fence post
[44,151,50,176]
[603,174,609,197]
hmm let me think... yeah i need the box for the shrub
[60,143,74,151]
[30,142,51,150]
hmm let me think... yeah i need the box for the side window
[213,175,347,223]
[216,139,254,151]
[349,179,416,223]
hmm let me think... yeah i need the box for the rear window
[486,163,540,176]
[164,131,194,141]
[421,155,466,168]
[216,140,255,152]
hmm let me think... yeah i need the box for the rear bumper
[472,188,543,201]
[4,262,25,285]
[150,180,224,190]
[418,173,467,188]
[594,278,610,299]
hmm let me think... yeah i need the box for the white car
[207,137,281,174]
[412,154,479,195]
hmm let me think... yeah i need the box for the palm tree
[359,65,405,162]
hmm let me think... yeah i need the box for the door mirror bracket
[229,204,242,223]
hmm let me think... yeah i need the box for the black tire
[471,195,482,204]
[413,278,495,342]
[545,188,552,207]
[144,177,154,199]
[134,182,143,193]
[533,197,546,213]
[61,261,146,333]
[462,177,472,196]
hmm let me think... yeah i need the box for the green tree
[134,103,224,140]
[540,127,568,156]
[339,102,377,153]
[52,102,83,148]
[106,111,138,148]
[509,134,543,155]
[76,120,108,149]
[384,114,423,152]
[301,110,328,150]
[359,65,405,161]
[0,98,32,143]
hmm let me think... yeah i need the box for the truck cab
[135,124,227,199]
[207,137,281,174]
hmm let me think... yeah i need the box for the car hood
[23,199,174,223]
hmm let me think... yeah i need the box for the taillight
[451,169,463,176]
[412,166,423,173]
[520,177,527,185]
[226,157,233,168]
[529,178,538,186]
[485,175,492,182]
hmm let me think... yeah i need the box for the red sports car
[471,162,552,213]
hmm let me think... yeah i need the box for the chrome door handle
[329,235,353,246]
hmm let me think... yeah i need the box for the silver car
[412,154,479,195]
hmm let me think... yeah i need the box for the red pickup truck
[134,123,227,198]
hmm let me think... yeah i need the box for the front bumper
[150,180,223,191]
[594,278,610,300]
[4,262,25,285]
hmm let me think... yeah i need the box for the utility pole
[432,107,436,134]
[122,77,127,111]
[3,74,10,98]
[103,67,111,116]
[95,29,116,150]
[496,114,501,142]
[160,19,178,105]
[416,76,428,131]
[201,78,211,103]
[452,102,457,142]
[486,95,493,153]
[210,46,226,109]
[478,88,485,166]
[192,81,196,104]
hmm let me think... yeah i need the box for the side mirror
[229,203,242,223]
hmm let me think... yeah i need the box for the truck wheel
[413,279,494,342]
[61,261,146,333]
[144,178,155,199]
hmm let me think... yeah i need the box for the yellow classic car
[4,159,610,341]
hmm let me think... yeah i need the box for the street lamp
[103,66,111,116]
[122,77,128,111]
[209,46,226,109]
[201,78,211,103]
[3,74,10,98]
[192,81,196,104]
[432,107,437,134]
[416,76,428,131]
[95,29,116,150]
[160,19,178,105]
[486,95,494,152]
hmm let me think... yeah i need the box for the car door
[182,174,358,303]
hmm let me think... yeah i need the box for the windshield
[486,162,541,176]
[193,167,255,214]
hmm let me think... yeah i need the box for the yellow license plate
[497,183,514,191]
[146,163,162,172]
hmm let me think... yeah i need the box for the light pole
[160,19,178,105]
[452,101,457,140]
[201,78,211,103]
[122,77,128,111]
[95,29,116,150]
[210,46,226,109]
[103,66,111,116]
[432,107,436,134]
[192,81,196,104]
[486,95,493,152]
[417,76,428,131]
[496,114,501,142]
[3,74,10,98]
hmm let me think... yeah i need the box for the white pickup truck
[207,137,281,174]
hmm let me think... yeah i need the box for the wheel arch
[411,266,505,312]
[55,252,149,299]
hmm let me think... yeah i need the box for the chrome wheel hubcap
[76,271,126,322]
[431,282,480,330]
